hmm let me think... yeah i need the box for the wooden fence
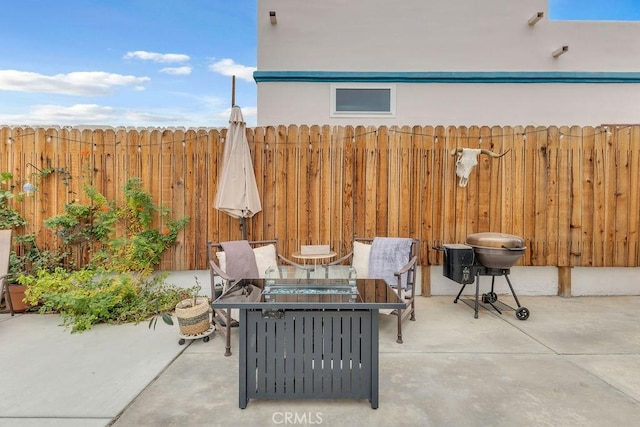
[1,125,638,278]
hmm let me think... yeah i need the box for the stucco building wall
[256,0,640,126]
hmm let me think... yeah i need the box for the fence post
[420,265,431,297]
[558,266,572,297]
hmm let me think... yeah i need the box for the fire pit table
[437,232,530,320]
[211,265,405,409]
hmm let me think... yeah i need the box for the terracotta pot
[8,284,31,313]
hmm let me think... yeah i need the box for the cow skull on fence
[450,147,509,187]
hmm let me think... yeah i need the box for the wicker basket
[175,297,210,336]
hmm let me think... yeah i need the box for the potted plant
[173,278,210,337]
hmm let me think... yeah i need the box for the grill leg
[473,271,480,319]
[454,283,467,303]
[486,276,502,314]
[504,274,522,308]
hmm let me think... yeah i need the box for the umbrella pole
[240,217,247,240]
[231,75,236,107]
[233,76,244,241]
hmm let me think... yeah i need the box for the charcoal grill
[437,232,530,320]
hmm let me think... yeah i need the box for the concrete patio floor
[2,295,640,426]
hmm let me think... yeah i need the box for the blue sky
[550,0,640,20]
[0,0,636,128]
[0,0,257,128]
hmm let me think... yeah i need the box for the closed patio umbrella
[214,105,262,239]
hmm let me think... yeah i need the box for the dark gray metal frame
[240,309,377,408]
[212,279,404,409]
[454,267,529,320]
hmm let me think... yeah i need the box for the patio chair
[206,239,302,356]
[0,229,14,315]
[327,236,419,343]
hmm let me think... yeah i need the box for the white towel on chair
[368,237,412,288]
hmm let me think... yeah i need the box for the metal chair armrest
[209,260,233,282]
[277,254,308,269]
[394,255,418,276]
[394,255,418,299]
[326,252,353,266]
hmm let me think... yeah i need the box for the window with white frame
[331,84,396,117]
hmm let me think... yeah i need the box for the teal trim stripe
[253,71,640,83]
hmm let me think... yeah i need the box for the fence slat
[629,126,640,266]
[615,126,630,266]
[570,126,583,267]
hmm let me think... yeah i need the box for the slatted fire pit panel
[243,310,374,401]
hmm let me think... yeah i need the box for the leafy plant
[23,166,73,195]
[44,177,189,273]
[0,172,28,230]
[39,166,72,188]
[20,269,195,333]
[148,276,203,330]
[20,176,192,332]
[0,172,58,282]
[10,233,67,277]
[148,299,175,330]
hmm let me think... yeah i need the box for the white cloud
[182,93,227,106]
[0,104,117,125]
[125,111,184,123]
[0,99,258,128]
[0,103,189,126]
[209,59,256,82]
[124,51,190,63]
[0,70,150,96]
[160,66,192,75]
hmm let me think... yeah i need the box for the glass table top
[212,264,404,309]
[265,264,356,280]
[264,265,358,302]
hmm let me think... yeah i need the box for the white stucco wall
[166,267,640,297]
[428,266,640,297]
[256,0,640,126]
[256,81,640,127]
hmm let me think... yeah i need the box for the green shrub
[20,269,195,333]
[0,172,27,230]
[44,177,189,273]
[21,176,192,332]
[10,233,68,277]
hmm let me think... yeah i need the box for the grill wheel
[515,306,530,320]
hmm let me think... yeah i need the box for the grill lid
[466,232,524,249]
